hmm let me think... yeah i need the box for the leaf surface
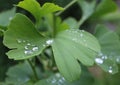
[3,13,46,60]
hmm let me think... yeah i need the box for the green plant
[0,0,120,85]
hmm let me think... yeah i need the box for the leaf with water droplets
[94,25,120,74]
[3,13,47,60]
[52,29,100,81]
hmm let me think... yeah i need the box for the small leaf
[35,68,94,85]
[64,17,78,29]
[17,0,41,22]
[92,0,117,18]
[0,7,16,26]
[52,29,100,81]
[3,13,47,60]
[40,3,64,17]
[17,0,63,22]
[77,0,96,26]
[5,62,35,85]
[94,25,120,74]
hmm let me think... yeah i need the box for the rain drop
[80,33,83,37]
[17,39,22,43]
[32,46,38,51]
[95,58,103,64]
[9,17,13,20]
[46,39,53,45]
[56,73,61,78]
[108,66,113,73]
[24,50,33,55]
[116,58,120,62]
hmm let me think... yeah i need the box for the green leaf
[5,62,35,85]
[40,3,64,17]
[35,68,94,85]
[17,0,41,22]
[3,13,47,60]
[94,25,120,74]
[55,17,69,33]
[64,17,78,29]
[0,7,16,26]
[52,29,100,81]
[92,0,117,18]
[77,0,96,26]
[17,0,63,22]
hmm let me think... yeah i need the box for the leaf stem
[77,17,86,28]
[55,0,77,16]
[27,59,39,81]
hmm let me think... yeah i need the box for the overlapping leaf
[17,0,63,22]
[77,0,96,26]
[4,62,35,85]
[94,25,120,74]
[52,29,100,81]
[92,0,117,18]
[0,7,16,26]
[3,13,47,60]
[35,68,94,85]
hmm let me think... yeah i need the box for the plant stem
[77,17,86,28]
[55,0,77,16]
[27,59,39,81]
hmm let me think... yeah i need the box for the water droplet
[81,30,85,32]
[116,58,120,62]
[46,39,53,45]
[9,17,13,20]
[24,46,28,49]
[27,43,31,45]
[51,78,56,84]
[56,73,61,78]
[108,66,113,73]
[32,46,38,51]
[95,58,103,64]
[17,39,22,43]
[24,50,33,55]
[80,33,83,37]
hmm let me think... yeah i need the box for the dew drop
[116,58,120,62]
[56,73,61,78]
[80,33,83,37]
[51,78,56,84]
[32,46,38,51]
[24,46,28,50]
[46,39,53,45]
[108,66,113,73]
[24,50,33,55]
[95,58,103,64]
[17,39,22,43]
[9,17,13,20]
[27,43,31,45]
[81,30,85,32]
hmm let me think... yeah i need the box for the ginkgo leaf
[3,13,47,60]
[17,0,63,22]
[52,29,100,81]
[94,25,120,74]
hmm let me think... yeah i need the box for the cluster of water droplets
[66,29,88,47]
[94,52,119,74]
[95,52,108,65]
[47,73,66,85]
[43,39,53,47]
[17,39,39,55]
